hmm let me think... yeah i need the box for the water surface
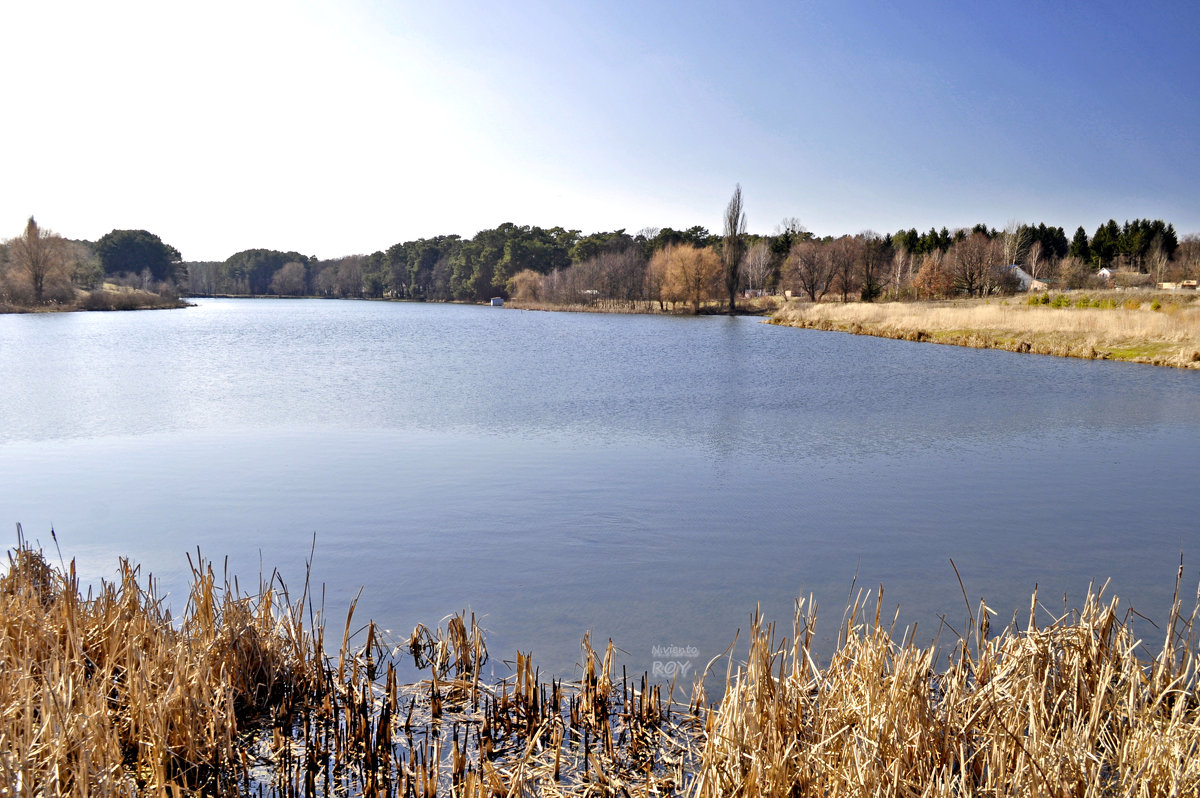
[2,299,1197,683]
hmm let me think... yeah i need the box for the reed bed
[4,532,1199,796]
[691,581,1200,797]
[771,294,1200,367]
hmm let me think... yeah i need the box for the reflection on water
[1,299,1198,683]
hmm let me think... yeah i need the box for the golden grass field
[4,534,1200,796]
[771,292,1200,368]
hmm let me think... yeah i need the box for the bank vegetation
[772,291,1200,368]
[4,533,1200,796]
[0,218,185,313]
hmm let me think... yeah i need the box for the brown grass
[771,293,1200,367]
[4,533,1199,796]
[690,581,1200,796]
[0,529,324,795]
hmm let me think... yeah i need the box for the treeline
[184,216,1197,309]
[183,223,728,303]
[6,214,1198,312]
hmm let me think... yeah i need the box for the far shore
[770,291,1200,368]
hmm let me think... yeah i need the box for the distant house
[1005,264,1047,291]
[1097,267,1117,282]
[1183,280,1199,290]
[489,297,504,307]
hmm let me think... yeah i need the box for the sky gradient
[3,0,1198,261]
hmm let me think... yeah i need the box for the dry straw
[3,530,1198,796]
[772,293,1200,367]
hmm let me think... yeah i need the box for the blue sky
[3,0,1197,260]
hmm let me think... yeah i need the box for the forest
[180,216,1200,312]
[3,210,1198,313]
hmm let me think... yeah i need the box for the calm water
[2,298,1198,684]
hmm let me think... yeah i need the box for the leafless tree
[313,265,338,296]
[1025,240,1044,279]
[334,257,365,297]
[650,243,721,313]
[1175,234,1200,280]
[1001,220,1030,267]
[913,251,953,298]
[857,232,886,301]
[722,184,746,313]
[786,239,833,302]
[507,268,543,302]
[741,240,771,294]
[7,217,69,304]
[270,262,307,295]
[593,247,647,306]
[830,235,860,302]
[950,232,1002,296]
[777,217,800,234]
[890,246,912,300]
[1148,234,1170,284]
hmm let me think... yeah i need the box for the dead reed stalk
[5,532,1198,797]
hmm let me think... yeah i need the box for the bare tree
[650,243,721,313]
[949,232,1002,296]
[507,268,543,302]
[829,235,860,302]
[722,184,746,313]
[786,239,834,302]
[270,262,308,295]
[313,265,338,296]
[857,232,886,301]
[890,246,912,300]
[334,256,365,297]
[7,217,68,304]
[1149,234,1170,284]
[912,251,953,298]
[741,240,771,294]
[1176,234,1200,280]
[1001,220,1030,267]
[1025,240,1044,279]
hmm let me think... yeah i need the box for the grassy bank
[4,535,1199,796]
[771,292,1200,368]
[0,285,187,314]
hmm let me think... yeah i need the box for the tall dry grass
[4,532,1200,796]
[0,529,323,795]
[690,581,1200,797]
[772,294,1200,367]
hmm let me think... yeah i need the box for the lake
[2,298,1198,686]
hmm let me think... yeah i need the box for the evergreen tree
[1069,227,1091,262]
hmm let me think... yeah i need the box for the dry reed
[4,531,1199,797]
[771,294,1200,367]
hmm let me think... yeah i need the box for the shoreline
[771,294,1200,369]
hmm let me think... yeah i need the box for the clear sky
[3,0,1198,261]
